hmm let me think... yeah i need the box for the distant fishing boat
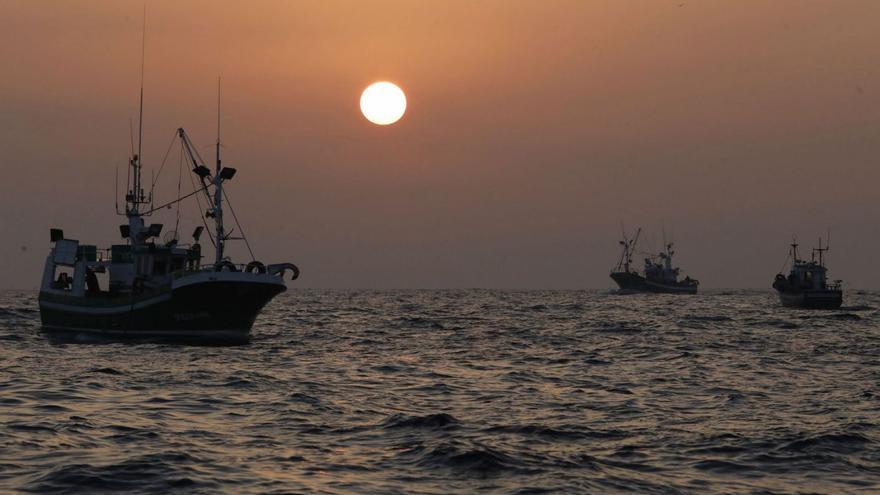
[610,228,699,294]
[773,240,842,309]
[38,82,298,342]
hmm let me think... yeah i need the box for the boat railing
[206,262,253,273]
[170,263,259,279]
[75,248,113,263]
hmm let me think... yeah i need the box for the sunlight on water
[1,290,878,493]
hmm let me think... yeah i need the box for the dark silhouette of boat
[773,239,842,309]
[38,77,298,342]
[610,228,699,294]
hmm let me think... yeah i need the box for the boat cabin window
[51,266,74,291]
[87,268,110,295]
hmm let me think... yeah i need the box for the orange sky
[1,0,879,288]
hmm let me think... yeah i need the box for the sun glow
[360,82,407,125]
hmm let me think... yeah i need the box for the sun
[360,82,407,125]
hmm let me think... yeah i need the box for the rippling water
[1,289,879,493]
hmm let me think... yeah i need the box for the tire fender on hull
[245,261,267,274]
[268,262,299,280]
[215,261,238,272]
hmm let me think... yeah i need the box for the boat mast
[176,81,237,268]
[661,227,673,270]
[628,228,641,273]
[814,237,828,267]
[125,7,148,246]
[213,78,225,265]
[131,86,144,217]
[617,226,641,273]
[617,225,630,273]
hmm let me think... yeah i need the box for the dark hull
[610,272,649,293]
[39,279,285,343]
[610,272,698,294]
[775,289,842,309]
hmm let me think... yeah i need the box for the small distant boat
[773,240,842,309]
[610,228,699,294]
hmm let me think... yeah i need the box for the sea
[1,289,878,494]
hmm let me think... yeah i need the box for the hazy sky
[1,0,879,289]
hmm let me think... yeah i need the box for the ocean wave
[781,432,871,454]
[842,305,874,311]
[692,459,756,473]
[747,318,799,329]
[485,424,629,440]
[825,313,862,321]
[382,412,459,429]
[393,316,445,329]
[406,441,539,475]
[87,367,124,376]
[2,289,879,493]
[24,454,214,493]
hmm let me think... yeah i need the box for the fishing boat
[772,240,842,309]
[610,228,699,294]
[38,83,298,342]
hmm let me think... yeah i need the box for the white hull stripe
[40,293,172,315]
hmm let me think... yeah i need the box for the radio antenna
[137,4,146,163]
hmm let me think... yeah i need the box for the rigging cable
[177,129,215,207]
[778,250,792,274]
[150,130,181,192]
[141,186,209,216]
[185,154,216,248]
[222,189,256,262]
